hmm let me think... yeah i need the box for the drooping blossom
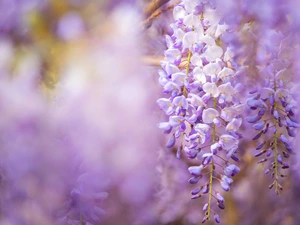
[157,1,244,222]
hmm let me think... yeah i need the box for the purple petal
[187,114,198,123]
[216,192,224,203]
[273,110,279,119]
[263,123,269,134]
[175,129,181,138]
[191,194,202,199]
[286,117,300,128]
[218,202,225,209]
[269,95,275,105]
[266,149,272,157]
[202,203,208,211]
[231,154,240,162]
[287,127,296,137]
[279,134,289,144]
[191,188,201,195]
[188,165,203,176]
[284,142,295,154]
[253,121,265,130]
[189,176,201,184]
[282,162,289,169]
[258,158,267,164]
[254,150,266,157]
[214,214,221,223]
[202,184,209,194]
[189,133,200,141]
[258,108,265,117]
[180,122,186,132]
[283,151,289,158]
[166,135,176,148]
[252,131,263,140]
[256,142,266,150]
[221,181,230,192]
[202,155,212,166]
[176,145,182,159]
[158,122,172,133]
[246,115,261,123]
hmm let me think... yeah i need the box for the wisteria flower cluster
[246,34,298,195]
[157,0,300,224]
[1,0,300,224]
[157,0,244,222]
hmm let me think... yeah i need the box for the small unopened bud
[202,184,209,194]
[255,150,266,157]
[216,192,225,203]
[202,203,208,211]
[191,194,202,199]
[258,158,267,164]
[282,162,289,169]
[166,135,176,148]
[282,152,289,159]
[252,131,263,140]
[218,202,225,210]
[214,214,221,223]
[201,217,208,223]
[256,142,266,150]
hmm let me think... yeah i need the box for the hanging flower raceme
[157,1,244,223]
[246,60,298,195]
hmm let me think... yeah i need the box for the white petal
[183,13,201,28]
[173,6,186,20]
[203,62,221,76]
[218,83,234,95]
[203,82,220,98]
[165,49,181,63]
[183,0,201,13]
[169,116,184,127]
[202,108,219,123]
[215,24,228,38]
[158,122,171,130]
[172,72,186,86]
[219,134,238,150]
[220,107,235,122]
[165,63,180,75]
[224,48,234,61]
[218,67,234,80]
[165,35,173,49]
[226,118,242,132]
[204,45,223,62]
[188,93,206,107]
[157,98,171,111]
[199,34,215,46]
[183,31,199,49]
[194,123,210,134]
[193,67,206,84]
[191,53,203,67]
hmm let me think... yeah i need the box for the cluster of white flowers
[157,0,245,222]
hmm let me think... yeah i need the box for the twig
[143,0,170,18]
[141,4,175,30]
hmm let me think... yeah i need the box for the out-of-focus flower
[246,30,298,195]
[57,12,85,41]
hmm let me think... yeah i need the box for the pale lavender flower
[157,1,243,222]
